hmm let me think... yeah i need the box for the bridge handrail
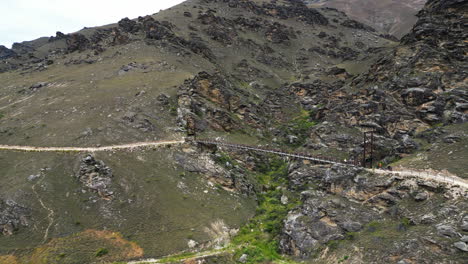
[195,139,356,167]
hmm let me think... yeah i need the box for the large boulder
[436,224,459,238]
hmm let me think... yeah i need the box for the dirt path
[0,140,185,152]
[127,247,232,264]
[370,169,468,189]
[31,173,55,243]
[1,139,466,190]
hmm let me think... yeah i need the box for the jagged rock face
[281,165,376,258]
[355,0,468,126]
[11,43,35,55]
[177,71,271,134]
[174,149,255,195]
[306,0,426,38]
[0,46,16,60]
[280,162,468,262]
[0,199,30,236]
[177,72,237,134]
[66,34,91,52]
[223,0,329,25]
[286,0,467,150]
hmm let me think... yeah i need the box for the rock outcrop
[0,46,15,60]
[0,199,30,236]
[355,0,468,126]
[279,162,468,262]
[77,155,114,200]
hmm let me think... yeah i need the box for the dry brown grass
[28,229,143,264]
[0,255,20,264]
[204,219,233,248]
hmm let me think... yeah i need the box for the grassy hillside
[1,0,466,263]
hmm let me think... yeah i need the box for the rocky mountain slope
[0,0,466,263]
[306,0,427,38]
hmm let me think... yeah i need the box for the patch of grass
[157,251,203,263]
[326,240,340,251]
[214,152,235,167]
[0,112,4,119]
[95,248,109,257]
[281,109,317,148]
[239,81,251,90]
[231,158,300,263]
[400,217,411,228]
[338,255,349,263]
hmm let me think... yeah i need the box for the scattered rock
[436,224,459,238]
[27,174,41,181]
[453,241,468,252]
[238,254,248,263]
[29,82,48,92]
[341,19,376,32]
[187,239,198,248]
[414,191,428,201]
[118,62,149,75]
[341,221,362,232]
[461,215,468,231]
[417,180,439,191]
[443,135,461,144]
[421,213,436,224]
[157,93,170,105]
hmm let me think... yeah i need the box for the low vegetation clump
[231,158,300,263]
[95,248,109,257]
[282,110,317,148]
[214,152,235,166]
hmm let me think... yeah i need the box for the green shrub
[95,248,109,257]
[338,255,350,263]
[214,152,234,167]
[282,110,317,147]
[367,220,381,232]
[399,217,412,231]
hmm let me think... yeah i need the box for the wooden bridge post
[370,131,374,168]
[362,132,367,168]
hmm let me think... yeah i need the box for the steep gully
[0,139,466,189]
